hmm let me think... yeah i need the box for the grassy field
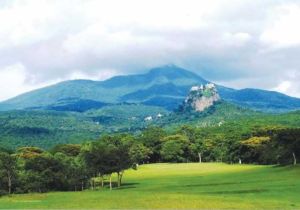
[0,163,299,209]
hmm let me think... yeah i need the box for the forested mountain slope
[1,65,300,112]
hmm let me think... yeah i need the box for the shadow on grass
[98,182,139,190]
[182,179,269,188]
[272,164,300,170]
[115,182,140,190]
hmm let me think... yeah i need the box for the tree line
[0,125,299,195]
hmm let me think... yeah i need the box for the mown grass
[0,163,299,209]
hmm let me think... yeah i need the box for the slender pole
[109,174,112,190]
[117,172,120,187]
[198,152,202,163]
[8,174,11,195]
[293,152,297,165]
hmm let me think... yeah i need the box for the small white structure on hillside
[144,116,153,121]
[190,85,204,91]
[206,83,216,89]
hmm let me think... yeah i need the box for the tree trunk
[101,176,104,188]
[239,158,242,164]
[91,179,94,190]
[81,181,84,191]
[109,174,112,190]
[8,174,11,195]
[119,172,124,186]
[198,152,202,163]
[117,172,120,188]
[98,173,101,188]
[293,152,297,165]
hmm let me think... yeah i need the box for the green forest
[1,123,299,195]
[1,102,300,149]
[1,100,300,199]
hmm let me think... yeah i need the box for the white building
[157,113,163,118]
[144,116,153,121]
[190,85,204,91]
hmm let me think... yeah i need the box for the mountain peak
[100,65,207,88]
[149,64,181,72]
[1,65,300,113]
[148,65,204,80]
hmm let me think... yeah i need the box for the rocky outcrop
[181,83,220,112]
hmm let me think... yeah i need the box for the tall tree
[23,153,67,192]
[129,143,152,165]
[0,152,17,194]
[50,144,81,157]
[160,134,189,162]
[139,126,165,162]
[80,142,108,188]
[273,128,300,165]
[102,135,133,187]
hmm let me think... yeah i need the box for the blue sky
[0,0,300,101]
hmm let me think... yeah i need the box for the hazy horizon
[2,63,300,103]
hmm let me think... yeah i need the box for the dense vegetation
[0,110,102,148]
[0,104,168,148]
[0,91,299,198]
[1,102,300,149]
[0,123,299,196]
[0,135,135,195]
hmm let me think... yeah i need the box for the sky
[0,0,300,101]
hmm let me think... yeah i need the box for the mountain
[218,88,300,112]
[0,65,205,111]
[1,65,300,112]
[3,100,300,149]
[0,110,102,149]
[1,80,300,149]
[0,104,169,149]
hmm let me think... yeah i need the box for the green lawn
[0,163,299,209]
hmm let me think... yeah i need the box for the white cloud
[260,3,300,48]
[0,63,29,101]
[0,0,57,48]
[221,32,252,47]
[272,69,300,97]
[0,63,63,101]
[274,81,291,93]
[69,69,120,81]
[82,0,220,30]
[0,63,37,100]
[0,0,300,101]
[273,80,300,98]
